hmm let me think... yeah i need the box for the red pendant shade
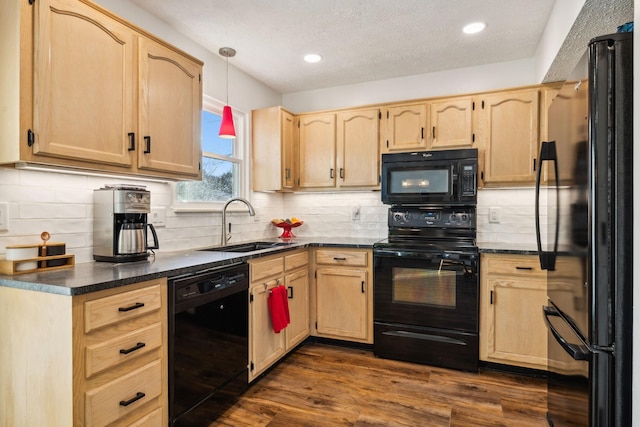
[219,105,236,139]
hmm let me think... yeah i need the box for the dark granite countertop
[477,242,539,255]
[478,242,587,257]
[0,237,382,296]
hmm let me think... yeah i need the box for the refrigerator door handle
[542,305,591,361]
[535,141,559,270]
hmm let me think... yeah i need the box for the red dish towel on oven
[268,285,290,333]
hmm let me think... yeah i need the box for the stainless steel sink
[199,241,291,253]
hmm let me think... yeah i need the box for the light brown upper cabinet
[136,37,202,178]
[252,106,297,191]
[428,96,476,150]
[480,89,540,186]
[298,113,337,189]
[336,108,381,188]
[382,103,428,153]
[1,0,203,180]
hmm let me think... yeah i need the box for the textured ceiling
[128,0,556,93]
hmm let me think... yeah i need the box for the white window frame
[171,94,250,212]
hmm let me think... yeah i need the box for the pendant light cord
[225,54,229,105]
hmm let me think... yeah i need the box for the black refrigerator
[535,32,633,426]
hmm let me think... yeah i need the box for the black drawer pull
[118,302,145,312]
[127,132,135,151]
[515,266,533,270]
[143,136,151,153]
[361,281,365,293]
[119,342,146,355]
[119,392,145,407]
[287,286,293,299]
[333,257,347,261]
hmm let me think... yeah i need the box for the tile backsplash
[0,167,548,263]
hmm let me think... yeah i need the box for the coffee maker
[93,185,159,262]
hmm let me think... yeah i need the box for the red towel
[268,285,290,333]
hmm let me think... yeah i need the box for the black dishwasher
[168,262,249,426]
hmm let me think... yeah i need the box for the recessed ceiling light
[463,22,486,34]
[304,53,322,63]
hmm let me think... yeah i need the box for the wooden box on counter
[0,243,74,275]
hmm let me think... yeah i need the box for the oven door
[374,249,478,332]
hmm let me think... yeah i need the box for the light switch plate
[0,202,8,231]
[489,207,500,224]
[150,207,166,227]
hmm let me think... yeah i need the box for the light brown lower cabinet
[311,248,373,344]
[248,250,309,381]
[0,278,168,426]
[479,254,548,371]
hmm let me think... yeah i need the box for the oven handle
[374,250,476,273]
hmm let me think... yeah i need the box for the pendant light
[219,47,236,139]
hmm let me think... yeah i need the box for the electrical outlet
[351,205,361,221]
[150,207,166,227]
[0,202,8,231]
[489,207,500,224]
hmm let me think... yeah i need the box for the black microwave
[381,148,478,206]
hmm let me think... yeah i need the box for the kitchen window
[174,95,248,209]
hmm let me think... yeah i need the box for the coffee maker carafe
[93,186,159,262]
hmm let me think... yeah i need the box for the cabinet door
[429,97,475,150]
[281,110,297,190]
[480,275,548,370]
[249,279,286,381]
[384,103,427,152]
[482,89,540,185]
[285,269,309,350]
[299,113,336,188]
[336,108,380,188]
[137,37,202,177]
[33,0,135,167]
[316,268,368,340]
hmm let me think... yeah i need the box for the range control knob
[449,214,458,223]
[393,212,403,222]
[403,213,412,222]
[460,213,469,223]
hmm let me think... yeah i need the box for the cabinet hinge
[472,133,475,143]
[314,270,317,279]
[533,159,537,171]
[27,129,35,147]
[298,121,300,128]
[386,111,389,119]
[472,101,475,110]
[315,321,318,329]
[249,293,254,303]
[482,100,485,109]
[490,290,494,304]
[386,140,389,149]
[481,171,484,181]
[28,0,35,5]
[250,361,254,371]
[199,74,201,83]
[378,111,382,120]
[378,175,381,184]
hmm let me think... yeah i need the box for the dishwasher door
[168,263,249,425]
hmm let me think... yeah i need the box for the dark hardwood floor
[213,343,548,426]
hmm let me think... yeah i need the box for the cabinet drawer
[315,249,368,267]
[484,255,545,277]
[85,359,162,427]
[84,284,162,333]
[250,257,284,282]
[285,251,308,271]
[85,322,163,378]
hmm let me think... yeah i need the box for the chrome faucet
[221,197,256,247]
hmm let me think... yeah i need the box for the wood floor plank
[212,343,549,426]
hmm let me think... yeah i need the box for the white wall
[283,58,537,113]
